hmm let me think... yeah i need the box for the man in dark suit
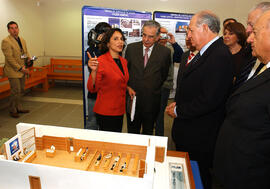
[125,20,171,135]
[166,11,233,189]
[214,10,270,189]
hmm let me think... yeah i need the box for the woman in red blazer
[87,28,130,132]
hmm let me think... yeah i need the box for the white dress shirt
[143,45,154,57]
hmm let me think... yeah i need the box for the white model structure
[0,123,171,189]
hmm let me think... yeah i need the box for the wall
[0,0,263,66]
[0,0,44,66]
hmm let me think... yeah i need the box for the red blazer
[87,52,129,116]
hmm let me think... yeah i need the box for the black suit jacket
[172,38,233,156]
[214,68,270,189]
[175,50,190,92]
[125,41,171,114]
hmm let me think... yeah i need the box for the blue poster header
[83,6,152,19]
[154,12,193,20]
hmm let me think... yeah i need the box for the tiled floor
[0,84,176,150]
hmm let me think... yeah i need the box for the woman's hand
[87,52,99,72]
[127,86,136,100]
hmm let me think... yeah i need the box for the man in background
[155,27,183,136]
[166,11,233,188]
[125,20,171,135]
[1,21,30,118]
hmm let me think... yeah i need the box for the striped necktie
[186,52,195,66]
[144,48,149,68]
[187,52,200,67]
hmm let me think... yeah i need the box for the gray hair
[195,11,220,34]
[142,20,161,36]
[250,2,270,14]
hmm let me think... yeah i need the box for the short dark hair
[100,28,126,54]
[223,18,237,26]
[7,21,18,29]
[224,22,247,47]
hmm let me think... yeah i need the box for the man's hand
[167,33,176,44]
[87,52,99,72]
[165,102,177,118]
[21,66,29,74]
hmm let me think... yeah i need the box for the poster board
[153,11,193,98]
[153,11,193,50]
[81,6,152,128]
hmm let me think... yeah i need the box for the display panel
[153,11,193,50]
[81,6,152,127]
[4,134,23,160]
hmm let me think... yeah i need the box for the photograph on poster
[109,18,120,28]
[175,21,189,33]
[129,29,140,37]
[121,19,132,28]
[132,19,140,27]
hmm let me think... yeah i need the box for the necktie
[187,52,201,68]
[257,64,267,75]
[249,62,265,80]
[254,62,265,76]
[144,48,149,68]
[186,52,195,66]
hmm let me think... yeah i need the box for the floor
[0,83,176,150]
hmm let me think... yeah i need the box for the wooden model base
[29,149,144,177]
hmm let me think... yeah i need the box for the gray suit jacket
[125,41,171,113]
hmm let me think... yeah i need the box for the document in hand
[131,96,136,122]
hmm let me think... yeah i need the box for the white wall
[0,0,263,66]
[0,0,44,66]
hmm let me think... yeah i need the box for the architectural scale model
[0,123,195,189]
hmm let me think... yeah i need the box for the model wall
[0,160,153,189]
